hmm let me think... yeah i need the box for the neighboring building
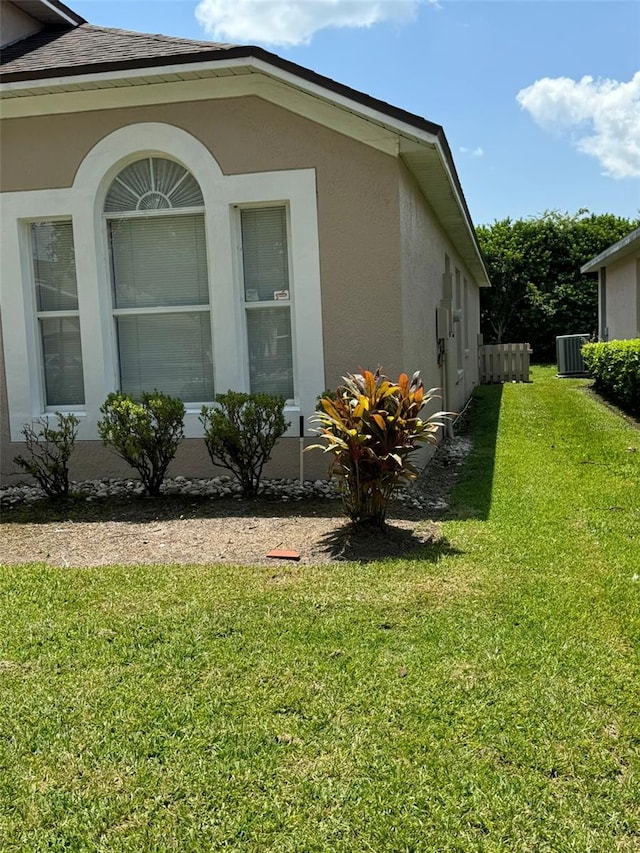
[0,0,490,484]
[581,227,640,342]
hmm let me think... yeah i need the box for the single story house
[0,0,490,484]
[581,226,640,342]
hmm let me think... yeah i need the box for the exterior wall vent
[556,334,590,377]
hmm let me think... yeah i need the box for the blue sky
[71,0,640,228]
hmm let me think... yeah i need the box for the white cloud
[195,0,428,47]
[460,146,484,158]
[516,72,640,179]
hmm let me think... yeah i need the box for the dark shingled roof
[0,23,235,78]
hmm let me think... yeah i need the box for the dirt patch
[1,436,471,567]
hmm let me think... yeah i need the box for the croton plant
[309,368,451,528]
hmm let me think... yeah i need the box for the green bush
[581,339,640,416]
[200,392,289,498]
[309,368,450,528]
[98,391,185,496]
[13,413,79,499]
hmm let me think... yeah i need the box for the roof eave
[10,0,86,27]
[0,43,491,286]
[580,226,640,274]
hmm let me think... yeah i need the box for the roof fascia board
[400,140,490,286]
[429,141,489,284]
[0,57,258,97]
[434,134,490,286]
[438,150,490,286]
[0,53,440,152]
[37,0,84,25]
[1,46,440,135]
[0,71,400,156]
[10,0,85,26]
[1,54,442,174]
[248,56,440,147]
[1,53,440,146]
[0,45,490,285]
[580,227,640,273]
[0,55,254,92]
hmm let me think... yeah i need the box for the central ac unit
[556,334,590,377]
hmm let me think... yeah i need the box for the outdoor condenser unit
[556,334,590,377]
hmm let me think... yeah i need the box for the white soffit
[10,0,82,26]
[0,56,424,156]
[401,140,489,286]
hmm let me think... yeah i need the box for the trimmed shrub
[13,413,79,499]
[200,392,289,498]
[581,339,640,416]
[309,368,451,528]
[98,391,185,496]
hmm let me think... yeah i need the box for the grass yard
[1,366,639,852]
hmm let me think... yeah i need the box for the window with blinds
[241,207,294,399]
[31,221,85,407]
[105,157,213,402]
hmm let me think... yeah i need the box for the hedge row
[581,339,640,416]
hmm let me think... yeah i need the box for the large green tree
[477,210,639,362]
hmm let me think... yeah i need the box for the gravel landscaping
[1,435,472,566]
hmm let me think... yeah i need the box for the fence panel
[479,343,532,384]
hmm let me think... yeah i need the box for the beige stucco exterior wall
[604,254,640,341]
[398,163,480,420]
[0,100,402,381]
[0,2,42,47]
[1,95,404,483]
[398,162,443,399]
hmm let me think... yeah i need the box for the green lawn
[1,366,639,852]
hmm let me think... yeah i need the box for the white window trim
[105,196,213,403]
[25,217,84,412]
[2,122,325,441]
[111,305,211,317]
[233,202,297,403]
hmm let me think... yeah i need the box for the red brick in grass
[267,549,301,561]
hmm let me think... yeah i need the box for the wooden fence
[478,342,533,384]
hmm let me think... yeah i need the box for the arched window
[105,157,214,402]
[104,157,204,212]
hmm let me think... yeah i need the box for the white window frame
[2,122,325,441]
[233,202,297,403]
[27,217,85,412]
[105,202,214,404]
